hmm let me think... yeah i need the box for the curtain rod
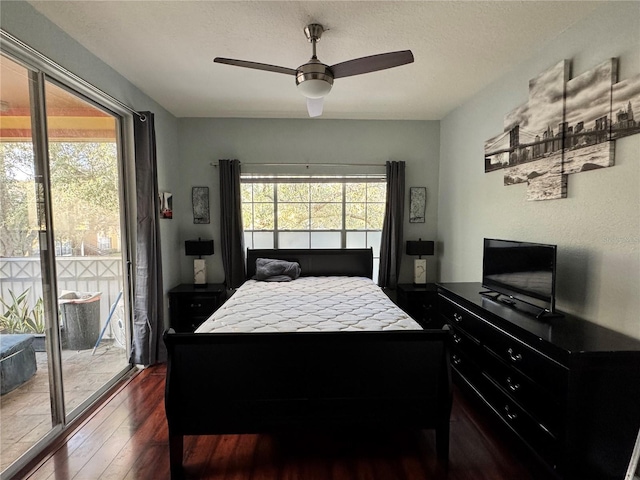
[1,29,146,122]
[210,162,385,168]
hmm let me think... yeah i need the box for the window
[97,235,112,251]
[241,175,386,281]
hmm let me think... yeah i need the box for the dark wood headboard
[246,248,373,279]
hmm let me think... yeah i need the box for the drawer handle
[453,312,463,323]
[453,333,462,344]
[507,347,522,363]
[504,405,518,421]
[506,376,521,392]
[452,354,462,366]
[190,303,202,308]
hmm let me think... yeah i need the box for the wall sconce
[185,238,214,287]
[406,238,434,285]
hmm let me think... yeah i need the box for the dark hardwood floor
[21,364,554,480]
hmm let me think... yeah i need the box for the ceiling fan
[214,24,414,118]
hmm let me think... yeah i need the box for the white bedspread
[195,276,422,333]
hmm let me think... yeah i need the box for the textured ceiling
[28,1,606,120]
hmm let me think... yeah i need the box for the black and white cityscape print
[484,56,640,201]
[563,59,617,175]
[610,73,640,140]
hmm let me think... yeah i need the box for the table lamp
[406,239,434,285]
[185,238,214,287]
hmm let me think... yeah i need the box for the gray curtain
[219,159,246,288]
[378,161,405,289]
[130,112,166,366]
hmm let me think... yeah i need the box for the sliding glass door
[43,79,130,420]
[0,53,54,474]
[0,49,133,476]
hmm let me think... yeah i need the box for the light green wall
[1,0,182,320]
[438,2,640,339]
[177,118,439,285]
[4,0,638,339]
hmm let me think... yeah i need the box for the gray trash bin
[59,291,101,350]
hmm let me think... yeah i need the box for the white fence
[0,257,124,338]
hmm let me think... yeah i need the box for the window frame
[241,174,386,276]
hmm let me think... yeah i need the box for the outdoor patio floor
[0,342,129,472]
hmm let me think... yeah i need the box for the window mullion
[341,183,346,248]
[273,183,278,249]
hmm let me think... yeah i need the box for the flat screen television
[482,238,558,318]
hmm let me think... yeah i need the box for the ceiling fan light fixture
[297,78,332,99]
[296,60,334,98]
[214,22,413,117]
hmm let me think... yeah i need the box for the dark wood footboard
[163,329,451,478]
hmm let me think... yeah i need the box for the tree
[48,142,120,254]
[0,143,38,257]
[0,141,120,257]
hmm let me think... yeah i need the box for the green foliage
[0,288,46,334]
[0,143,39,256]
[1,141,120,257]
[242,180,387,234]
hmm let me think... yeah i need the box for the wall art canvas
[502,60,569,200]
[484,132,510,172]
[610,73,640,140]
[562,59,617,175]
[409,187,426,223]
[192,186,210,224]
[484,55,640,201]
[159,192,173,219]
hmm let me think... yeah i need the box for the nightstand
[168,284,227,332]
[396,283,440,328]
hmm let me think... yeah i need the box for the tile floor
[0,342,130,472]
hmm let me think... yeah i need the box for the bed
[163,248,452,478]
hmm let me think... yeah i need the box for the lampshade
[406,239,434,257]
[185,239,214,257]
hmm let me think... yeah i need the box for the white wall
[438,2,640,339]
[1,0,182,324]
[177,118,439,285]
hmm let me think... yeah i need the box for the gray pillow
[253,258,301,282]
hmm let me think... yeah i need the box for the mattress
[195,276,422,333]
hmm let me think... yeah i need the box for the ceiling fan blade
[330,50,414,79]
[214,58,297,76]
[307,97,324,118]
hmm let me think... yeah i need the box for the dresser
[168,283,226,332]
[438,282,640,480]
[395,283,440,328]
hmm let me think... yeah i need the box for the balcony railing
[1,257,124,338]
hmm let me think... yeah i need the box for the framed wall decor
[409,187,426,223]
[159,192,173,219]
[192,186,210,224]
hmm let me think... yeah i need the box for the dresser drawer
[483,348,562,437]
[441,295,568,398]
[440,298,492,343]
[449,324,484,360]
[175,295,218,317]
[479,373,558,466]
[482,327,568,398]
[451,347,483,386]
